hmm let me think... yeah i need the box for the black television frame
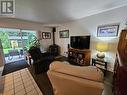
[70,35,90,49]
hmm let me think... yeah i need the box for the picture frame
[42,32,51,39]
[59,30,69,38]
[97,24,119,37]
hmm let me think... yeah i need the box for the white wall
[56,5,127,72]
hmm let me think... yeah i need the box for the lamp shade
[96,43,108,52]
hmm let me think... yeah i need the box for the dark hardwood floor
[28,65,54,95]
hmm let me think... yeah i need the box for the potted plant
[29,36,40,49]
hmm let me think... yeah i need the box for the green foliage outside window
[0,31,11,49]
[0,28,37,54]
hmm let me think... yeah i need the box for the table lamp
[96,42,108,59]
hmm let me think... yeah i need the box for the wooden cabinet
[113,52,127,95]
[118,29,127,54]
[113,30,127,95]
[68,48,91,66]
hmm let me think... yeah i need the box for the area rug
[2,59,29,75]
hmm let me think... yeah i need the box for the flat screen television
[70,36,90,49]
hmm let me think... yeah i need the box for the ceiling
[1,0,127,24]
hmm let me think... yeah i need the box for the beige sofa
[47,61,104,95]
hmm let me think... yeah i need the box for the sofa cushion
[49,61,104,82]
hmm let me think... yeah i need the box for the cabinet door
[113,56,119,95]
[77,53,84,65]
[117,67,127,95]
[84,51,90,66]
[68,51,73,56]
[118,30,127,51]
[68,51,74,62]
[125,36,127,54]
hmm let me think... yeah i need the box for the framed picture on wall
[42,32,51,39]
[97,24,119,37]
[59,30,69,38]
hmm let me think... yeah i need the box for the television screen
[70,36,90,49]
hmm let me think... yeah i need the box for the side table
[92,57,108,75]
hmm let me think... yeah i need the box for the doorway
[0,28,37,64]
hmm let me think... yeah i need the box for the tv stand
[68,48,91,66]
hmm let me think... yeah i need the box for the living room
[0,0,127,95]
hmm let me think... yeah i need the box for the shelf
[68,48,91,66]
